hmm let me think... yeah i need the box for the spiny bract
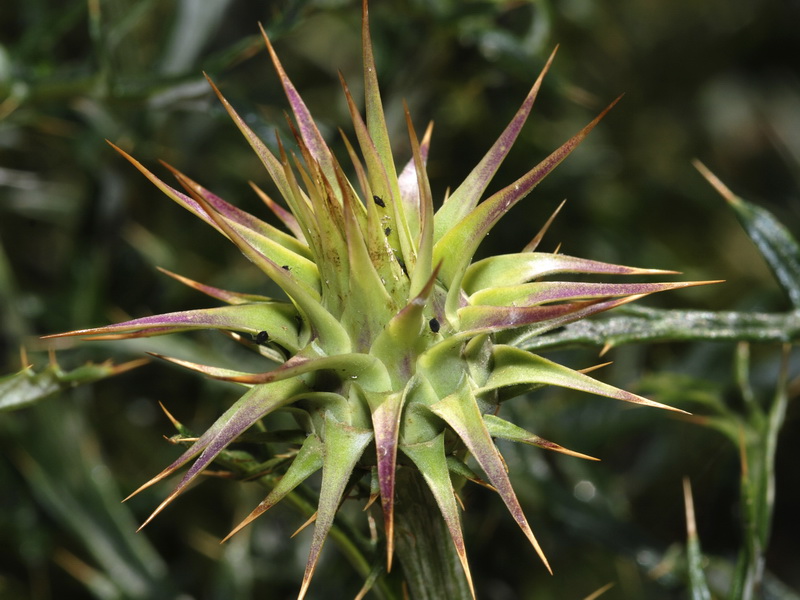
[49,2,711,598]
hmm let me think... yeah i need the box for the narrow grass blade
[582,583,615,600]
[683,478,711,600]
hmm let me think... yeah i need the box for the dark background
[1,0,798,598]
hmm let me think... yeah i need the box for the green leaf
[398,375,449,446]
[0,359,147,412]
[203,75,304,232]
[339,162,397,349]
[695,161,800,309]
[109,143,313,264]
[250,181,307,243]
[445,456,493,490]
[396,123,432,243]
[416,337,471,401]
[162,162,314,261]
[278,135,350,314]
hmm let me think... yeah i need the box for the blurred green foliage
[1,0,798,598]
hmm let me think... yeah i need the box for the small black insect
[384,227,392,236]
[373,195,385,208]
[429,318,440,333]
[397,258,408,276]
[282,265,291,271]
[255,330,270,344]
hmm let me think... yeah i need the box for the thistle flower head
[47,2,712,597]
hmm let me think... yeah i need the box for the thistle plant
[47,2,714,597]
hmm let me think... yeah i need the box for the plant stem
[393,468,472,600]
[515,306,800,351]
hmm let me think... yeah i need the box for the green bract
[49,2,713,598]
